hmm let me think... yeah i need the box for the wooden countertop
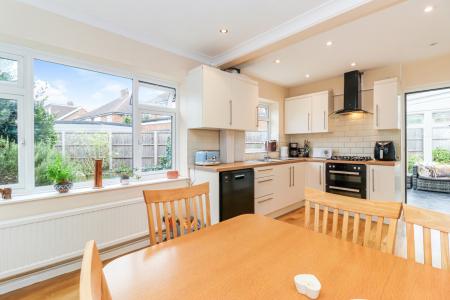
[104,214,450,299]
[195,158,399,172]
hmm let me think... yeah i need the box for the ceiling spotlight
[274,59,281,64]
[351,62,357,67]
[326,41,333,46]
[219,28,229,34]
[305,74,310,78]
[424,5,433,13]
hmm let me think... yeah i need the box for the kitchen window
[0,45,177,196]
[0,94,24,188]
[245,103,270,153]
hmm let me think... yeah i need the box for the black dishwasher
[219,169,254,221]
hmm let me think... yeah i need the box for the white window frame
[0,42,179,196]
[0,93,25,190]
[133,79,177,180]
[0,51,24,90]
[245,103,271,153]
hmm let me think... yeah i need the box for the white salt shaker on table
[294,274,321,299]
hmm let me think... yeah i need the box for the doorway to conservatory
[405,87,450,213]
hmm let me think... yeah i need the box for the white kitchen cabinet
[274,163,305,208]
[289,163,305,206]
[373,78,400,130]
[311,92,332,133]
[231,76,258,131]
[368,165,401,201]
[285,95,311,134]
[184,65,258,130]
[305,162,325,191]
[202,66,231,129]
[255,163,305,216]
[284,91,332,134]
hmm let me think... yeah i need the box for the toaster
[374,141,396,161]
[195,150,220,166]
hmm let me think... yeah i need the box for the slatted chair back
[403,204,450,270]
[80,240,112,300]
[143,182,211,246]
[304,188,402,254]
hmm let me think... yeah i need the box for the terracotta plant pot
[54,182,73,193]
[166,170,179,179]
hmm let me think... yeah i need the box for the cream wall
[0,0,199,82]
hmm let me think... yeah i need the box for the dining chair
[80,240,112,300]
[304,188,402,254]
[143,182,211,246]
[403,204,450,270]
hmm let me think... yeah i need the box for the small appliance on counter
[265,140,277,152]
[302,140,311,157]
[311,148,332,159]
[374,141,396,161]
[280,146,289,158]
[195,150,220,166]
[289,142,299,157]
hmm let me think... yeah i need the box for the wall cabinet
[373,78,400,130]
[285,91,332,134]
[305,162,325,191]
[285,95,311,134]
[185,65,258,131]
[367,165,401,201]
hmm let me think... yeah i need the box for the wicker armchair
[412,165,450,193]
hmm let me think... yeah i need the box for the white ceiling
[239,0,450,87]
[16,0,373,65]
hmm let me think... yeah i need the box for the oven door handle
[329,186,360,193]
[329,170,360,176]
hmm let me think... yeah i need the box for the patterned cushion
[433,164,450,177]
[417,164,433,177]
[417,163,450,178]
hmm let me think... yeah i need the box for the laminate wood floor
[0,208,406,300]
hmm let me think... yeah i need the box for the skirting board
[266,200,305,219]
[0,235,149,295]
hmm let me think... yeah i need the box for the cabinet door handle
[323,111,326,129]
[376,104,379,127]
[257,178,273,184]
[292,166,295,187]
[289,166,292,187]
[229,100,232,126]
[308,113,310,131]
[257,168,273,172]
[319,165,322,186]
[257,197,274,204]
[256,106,258,128]
[372,168,375,192]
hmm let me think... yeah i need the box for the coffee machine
[289,142,299,157]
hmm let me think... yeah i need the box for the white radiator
[0,198,148,281]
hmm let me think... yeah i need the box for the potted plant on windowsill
[47,154,75,193]
[116,164,133,185]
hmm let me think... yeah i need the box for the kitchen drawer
[255,176,275,198]
[254,166,275,178]
[255,193,276,215]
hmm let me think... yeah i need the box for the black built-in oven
[326,163,366,198]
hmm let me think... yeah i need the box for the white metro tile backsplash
[290,112,401,159]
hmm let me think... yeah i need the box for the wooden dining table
[104,214,450,299]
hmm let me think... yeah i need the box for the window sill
[0,176,188,206]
